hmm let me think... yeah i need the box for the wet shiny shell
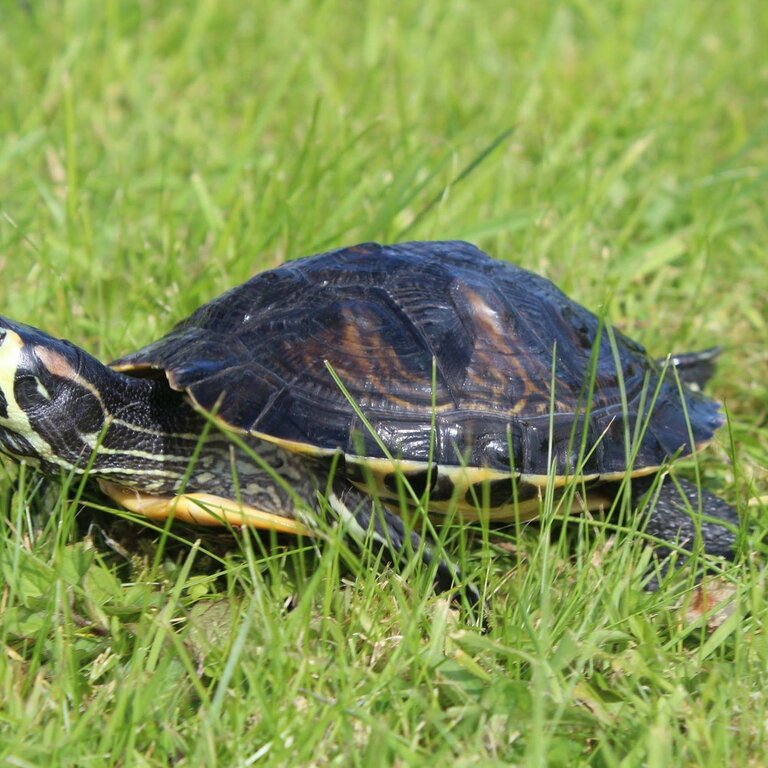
[111,241,724,515]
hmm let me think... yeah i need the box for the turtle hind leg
[661,347,722,390]
[327,480,481,608]
[631,475,739,584]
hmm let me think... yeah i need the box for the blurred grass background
[1,0,767,765]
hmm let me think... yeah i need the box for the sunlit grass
[1,0,767,764]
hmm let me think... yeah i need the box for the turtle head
[0,317,109,471]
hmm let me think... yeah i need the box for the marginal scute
[464,478,539,509]
[430,474,457,502]
[382,467,436,496]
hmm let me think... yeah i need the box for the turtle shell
[111,241,724,514]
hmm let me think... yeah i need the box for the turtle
[0,241,739,602]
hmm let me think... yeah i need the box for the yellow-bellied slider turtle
[0,242,738,600]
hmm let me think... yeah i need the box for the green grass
[1,0,767,764]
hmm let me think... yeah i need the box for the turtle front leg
[326,480,481,608]
[631,475,739,581]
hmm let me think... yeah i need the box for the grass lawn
[1,0,767,764]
